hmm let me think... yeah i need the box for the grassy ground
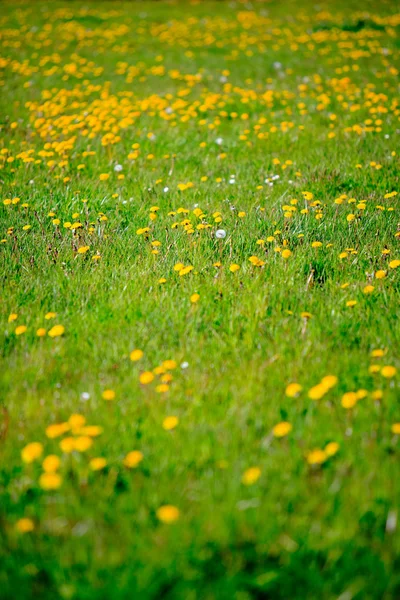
[1,0,400,598]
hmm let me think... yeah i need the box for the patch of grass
[0,0,399,598]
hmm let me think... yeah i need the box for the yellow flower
[325,442,339,457]
[163,416,179,431]
[163,360,177,370]
[371,349,386,358]
[39,473,62,490]
[229,264,240,273]
[389,260,400,269]
[21,442,43,464]
[308,384,327,400]
[15,325,27,336]
[124,450,143,468]
[363,285,374,294]
[59,437,76,453]
[74,436,93,452]
[8,313,18,323]
[130,349,143,361]
[69,414,86,429]
[90,457,107,471]
[45,312,56,320]
[156,384,169,393]
[99,173,110,181]
[16,518,34,533]
[190,293,200,303]
[346,300,357,307]
[341,392,358,409]
[272,421,292,438]
[381,366,396,378]
[179,266,194,276]
[139,371,154,385]
[48,325,65,338]
[307,449,327,465]
[156,505,180,524]
[242,466,261,485]
[46,422,69,438]
[42,455,61,472]
[102,389,116,400]
[77,246,90,254]
[80,425,103,437]
[36,328,46,337]
[281,249,292,259]
[320,375,338,389]
[285,383,302,397]
[391,423,400,435]
[375,270,386,279]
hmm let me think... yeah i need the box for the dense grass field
[1,0,400,597]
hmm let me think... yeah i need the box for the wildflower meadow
[1,0,400,598]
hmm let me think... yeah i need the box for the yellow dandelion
[139,371,154,385]
[272,421,292,438]
[16,518,34,533]
[130,349,143,361]
[285,383,302,398]
[156,505,180,524]
[48,325,65,338]
[39,473,62,491]
[163,416,179,431]
[124,450,143,468]
[242,466,261,485]
[21,442,43,464]
[90,457,107,471]
[102,389,116,401]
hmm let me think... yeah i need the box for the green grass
[1,0,400,598]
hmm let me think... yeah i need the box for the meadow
[0,0,400,598]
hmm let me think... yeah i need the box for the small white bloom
[163,186,169,193]
[215,229,226,239]
[181,361,189,369]
[114,164,123,172]
[215,137,223,145]
[81,392,90,401]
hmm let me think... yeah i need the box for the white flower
[215,137,223,145]
[81,392,90,401]
[114,164,123,172]
[215,229,226,239]
[163,186,169,193]
[181,361,189,369]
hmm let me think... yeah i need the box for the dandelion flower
[156,505,180,524]
[16,518,34,533]
[285,383,302,397]
[272,421,292,438]
[15,325,27,336]
[39,473,62,490]
[21,442,43,464]
[48,325,65,338]
[124,450,143,468]
[102,389,116,400]
[139,371,154,385]
[381,366,396,378]
[242,466,261,485]
[90,457,107,471]
[163,416,179,431]
[130,349,143,361]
